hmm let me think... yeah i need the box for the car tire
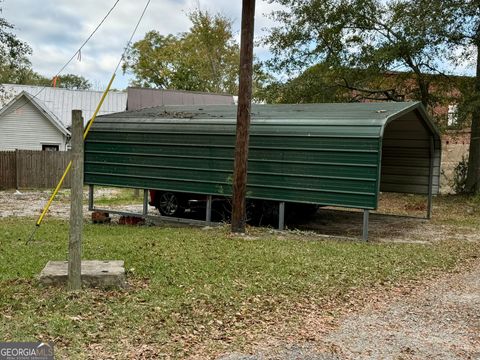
[158,192,185,217]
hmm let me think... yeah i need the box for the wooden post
[231,0,256,233]
[68,110,84,290]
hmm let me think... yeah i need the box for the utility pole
[231,0,256,233]
[68,110,84,290]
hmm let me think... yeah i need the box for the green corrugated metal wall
[380,111,441,194]
[84,102,441,210]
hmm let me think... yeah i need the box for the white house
[0,91,70,151]
[0,84,127,151]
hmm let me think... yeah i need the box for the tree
[54,74,91,90]
[264,0,480,193]
[257,63,389,104]
[123,10,240,94]
[442,1,480,193]
[265,0,458,106]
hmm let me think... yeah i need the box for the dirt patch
[1,190,478,244]
[0,190,72,219]
[0,189,148,220]
[296,208,480,243]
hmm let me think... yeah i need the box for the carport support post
[68,110,84,291]
[362,209,369,241]
[206,195,212,225]
[427,136,434,219]
[142,189,148,216]
[278,202,285,230]
[88,185,94,211]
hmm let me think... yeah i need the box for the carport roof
[97,101,440,138]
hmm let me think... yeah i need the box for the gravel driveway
[219,260,480,360]
[322,261,480,360]
[0,189,146,219]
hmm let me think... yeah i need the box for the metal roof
[0,84,127,127]
[101,101,437,135]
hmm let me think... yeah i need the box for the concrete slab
[39,260,126,288]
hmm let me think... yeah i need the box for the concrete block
[39,260,126,288]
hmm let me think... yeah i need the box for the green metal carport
[84,101,441,240]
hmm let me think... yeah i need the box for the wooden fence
[0,150,71,189]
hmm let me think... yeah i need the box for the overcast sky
[3,0,281,90]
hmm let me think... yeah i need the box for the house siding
[0,84,127,127]
[0,98,67,151]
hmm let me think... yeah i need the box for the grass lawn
[0,194,479,358]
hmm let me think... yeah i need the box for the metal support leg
[427,190,433,220]
[88,185,94,211]
[143,189,148,216]
[427,136,434,219]
[278,202,285,230]
[206,195,212,225]
[362,209,369,241]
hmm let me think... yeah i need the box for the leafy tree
[54,73,91,90]
[257,63,407,104]
[438,1,480,193]
[123,10,240,94]
[265,0,457,106]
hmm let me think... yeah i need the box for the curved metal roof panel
[95,101,439,139]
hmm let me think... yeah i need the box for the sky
[3,0,282,90]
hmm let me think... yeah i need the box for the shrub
[453,155,469,194]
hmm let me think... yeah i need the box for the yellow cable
[35,73,116,227]
[83,74,116,140]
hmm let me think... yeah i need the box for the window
[447,104,458,127]
[42,144,59,151]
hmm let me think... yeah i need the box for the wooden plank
[0,151,16,189]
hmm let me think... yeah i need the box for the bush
[453,155,469,194]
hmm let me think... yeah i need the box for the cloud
[2,0,282,89]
